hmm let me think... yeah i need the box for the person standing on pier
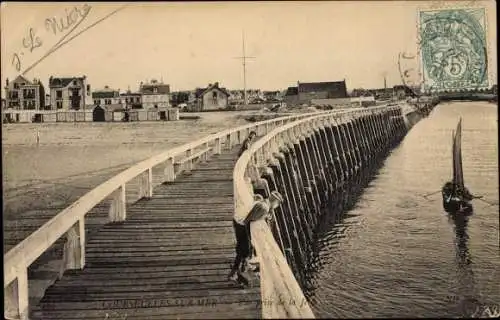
[228,191,284,286]
[238,131,257,157]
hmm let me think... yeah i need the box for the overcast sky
[1,1,497,95]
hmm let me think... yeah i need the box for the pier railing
[233,105,402,319]
[3,111,330,320]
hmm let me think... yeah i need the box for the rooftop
[49,76,86,88]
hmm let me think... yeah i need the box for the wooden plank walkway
[31,147,261,320]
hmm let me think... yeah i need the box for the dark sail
[453,118,465,190]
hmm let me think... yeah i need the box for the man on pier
[228,191,284,286]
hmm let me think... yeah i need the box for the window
[56,101,63,109]
[56,90,62,99]
[73,80,77,86]
[136,97,140,103]
[86,84,91,95]
[23,89,35,98]
[94,99,100,105]
[105,99,111,105]
[23,100,35,110]
[153,88,158,93]
[13,83,19,89]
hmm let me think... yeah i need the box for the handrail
[3,109,333,319]
[233,105,402,319]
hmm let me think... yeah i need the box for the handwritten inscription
[22,28,43,52]
[11,4,92,73]
[45,5,91,35]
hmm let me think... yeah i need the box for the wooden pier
[4,106,428,320]
[31,147,261,319]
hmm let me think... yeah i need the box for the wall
[284,95,300,107]
[201,89,228,110]
[298,91,329,104]
[142,94,170,109]
[2,109,180,123]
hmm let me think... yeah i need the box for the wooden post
[186,149,193,172]
[214,138,221,155]
[226,133,232,150]
[203,142,210,162]
[60,219,85,278]
[17,269,29,320]
[4,266,29,320]
[4,272,29,320]
[164,157,175,182]
[109,185,126,222]
[139,169,153,198]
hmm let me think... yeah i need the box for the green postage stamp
[419,7,489,92]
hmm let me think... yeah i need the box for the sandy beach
[2,111,255,220]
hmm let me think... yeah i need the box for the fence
[2,108,180,123]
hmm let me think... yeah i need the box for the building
[49,76,91,110]
[120,90,143,109]
[92,86,121,106]
[283,80,348,107]
[368,88,393,100]
[139,79,170,109]
[263,90,282,102]
[194,82,230,111]
[393,85,416,99]
[44,94,51,109]
[247,89,264,102]
[4,75,46,110]
[228,90,244,105]
[297,80,348,103]
[283,86,299,106]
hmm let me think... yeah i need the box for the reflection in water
[448,211,479,316]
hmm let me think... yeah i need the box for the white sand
[2,111,255,217]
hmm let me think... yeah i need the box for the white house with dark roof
[49,76,92,110]
[139,79,170,109]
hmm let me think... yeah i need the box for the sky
[1,1,497,96]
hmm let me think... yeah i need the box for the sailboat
[441,118,474,214]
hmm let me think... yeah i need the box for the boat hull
[442,193,473,214]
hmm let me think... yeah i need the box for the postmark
[418,7,489,93]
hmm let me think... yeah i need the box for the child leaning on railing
[228,191,284,287]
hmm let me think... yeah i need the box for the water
[308,102,499,318]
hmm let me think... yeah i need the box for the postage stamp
[418,7,489,93]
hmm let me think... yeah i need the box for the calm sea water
[308,102,499,318]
